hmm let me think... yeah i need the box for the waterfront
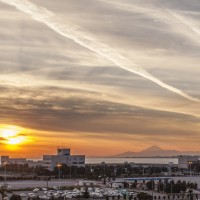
[17,157,178,165]
[86,157,178,165]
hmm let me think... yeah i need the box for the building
[1,148,85,171]
[178,155,199,169]
[1,156,27,165]
[79,180,98,187]
[41,148,85,171]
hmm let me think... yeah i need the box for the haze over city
[0,0,200,158]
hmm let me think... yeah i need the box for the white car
[20,193,26,197]
[53,186,59,190]
[33,188,40,192]
[28,193,35,197]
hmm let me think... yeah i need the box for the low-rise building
[42,148,85,171]
[1,156,27,165]
[1,148,85,171]
[178,155,199,169]
[69,155,85,167]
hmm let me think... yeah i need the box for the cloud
[0,85,199,136]
[0,0,200,156]
[0,0,199,102]
[97,0,200,46]
[0,137,8,142]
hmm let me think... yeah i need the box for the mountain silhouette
[112,146,199,157]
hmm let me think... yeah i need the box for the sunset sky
[0,0,200,158]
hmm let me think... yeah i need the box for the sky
[0,0,200,158]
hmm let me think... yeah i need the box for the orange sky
[0,123,200,158]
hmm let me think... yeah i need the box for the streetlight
[170,179,173,195]
[69,163,72,180]
[188,161,193,190]
[17,164,20,176]
[3,161,7,185]
[188,161,193,176]
[56,163,62,190]
[101,162,106,184]
[32,166,36,180]
[151,178,154,200]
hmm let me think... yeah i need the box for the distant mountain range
[112,146,200,157]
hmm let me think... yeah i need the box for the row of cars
[19,187,134,199]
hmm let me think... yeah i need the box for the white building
[178,155,199,169]
[79,180,98,187]
[41,148,85,171]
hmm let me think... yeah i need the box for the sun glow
[0,125,26,145]
[7,137,25,145]
[2,128,18,138]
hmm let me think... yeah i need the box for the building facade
[1,156,27,165]
[1,148,85,171]
[41,148,85,171]
[178,155,199,169]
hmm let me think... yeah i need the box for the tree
[0,184,9,200]
[165,181,187,193]
[189,189,193,200]
[131,182,137,189]
[83,187,90,199]
[10,194,22,200]
[123,181,129,188]
[146,181,155,190]
[123,193,126,200]
[137,192,152,200]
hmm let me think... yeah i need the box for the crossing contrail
[97,0,200,46]
[169,10,200,36]
[1,0,199,102]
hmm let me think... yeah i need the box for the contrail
[97,0,200,46]
[1,0,199,102]
[169,10,200,36]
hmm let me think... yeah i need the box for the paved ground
[2,179,79,189]
[3,176,200,190]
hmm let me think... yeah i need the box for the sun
[1,128,18,138]
[7,137,25,145]
[0,125,26,145]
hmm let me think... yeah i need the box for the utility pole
[152,178,154,200]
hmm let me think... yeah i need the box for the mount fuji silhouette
[112,146,200,157]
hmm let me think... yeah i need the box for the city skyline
[0,0,200,158]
